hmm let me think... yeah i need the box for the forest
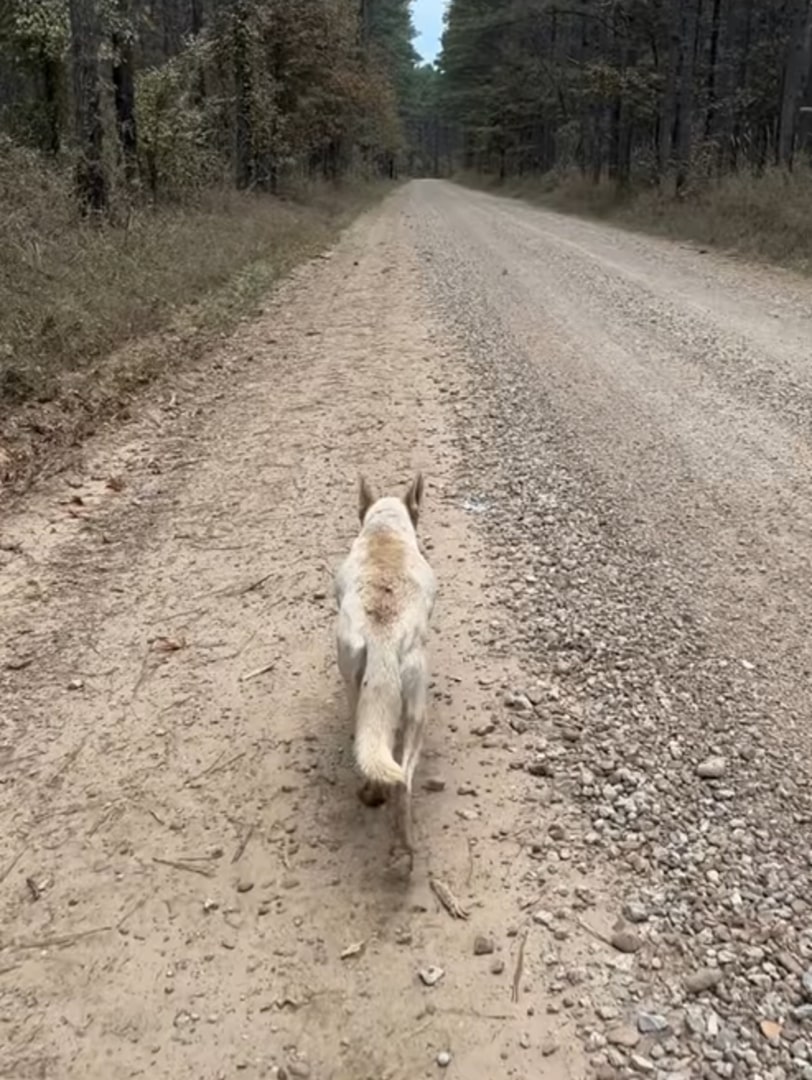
[0,0,420,207]
[437,0,812,189]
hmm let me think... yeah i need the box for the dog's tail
[354,641,405,787]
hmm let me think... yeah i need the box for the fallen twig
[511,929,528,1003]
[0,846,26,885]
[15,925,112,950]
[152,856,215,878]
[48,735,88,787]
[240,660,276,683]
[227,571,275,597]
[117,895,147,930]
[231,823,254,864]
[185,750,245,787]
[340,940,366,960]
[429,876,470,920]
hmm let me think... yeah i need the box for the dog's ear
[358,475,377,523]
[403,472,424,527]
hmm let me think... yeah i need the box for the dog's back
[335,477,436,860]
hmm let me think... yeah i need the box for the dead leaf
[151,636,185,653]
[760,1020,782,1041]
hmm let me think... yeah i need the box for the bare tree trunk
[68,0,106,213]
[41,50,63,155]
[232,0,252,189]
[704,0,722,142]
[778,0,812,168]
[675,0,702,193]
[112,30,138,182]
[658,9,681,182]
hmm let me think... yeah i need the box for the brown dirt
[0,190,598,1079]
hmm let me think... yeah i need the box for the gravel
[415,180,812,1079]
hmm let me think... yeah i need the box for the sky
[412,0,445,64]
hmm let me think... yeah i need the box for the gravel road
[2,180,812,1080]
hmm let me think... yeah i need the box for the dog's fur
[334,473,436,870]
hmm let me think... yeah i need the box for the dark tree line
[434,0,812,187]
[0,0,420,210]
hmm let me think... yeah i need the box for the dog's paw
[357,780,388,808]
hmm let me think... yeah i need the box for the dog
[334,473,436,873]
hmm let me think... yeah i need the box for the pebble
[532,908,554,927]
[696,756,727,779]
[436,1051,451,1068]
[623,901,649,924]
[638,1011,670,1035]
[236,880,254,894]
[629,1054,655,1074]
[541,1038,559,1056]
[611,929,643,954]
[490,957,505,975]
[473,935,495,955]
[607,1025,640,1048]
[418,966,445,987]
[684,967,723,994]
[423,777,446,792]
[803,970,812,999]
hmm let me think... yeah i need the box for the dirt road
[2,181,812,1080]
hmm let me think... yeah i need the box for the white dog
[334,473,436,871]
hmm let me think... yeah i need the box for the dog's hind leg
[391,651,428,873]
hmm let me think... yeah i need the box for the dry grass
[459,166,812,273]
[0,141,391,493]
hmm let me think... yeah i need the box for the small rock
[802,970,812,1000]
[473,935,495,956]
[423,777,446,793]
[596,1004,618,1021]
[629,1054,655,1074]
[697,757,726,779]
[541,1038,559,1057]
[623,901,649,924]
[607,1025,640,1048]
[490,958,505,975]
[472,721,496,737]
[287,1063,311,1079]
[236,880,254,894]
[611,929,643,954]
[792,1038,809,1060]
[533,909,554,927]
[436,1051,451,1068]
[638,1012,670,1035]
[684,967,723,994]
[418,965,445,987]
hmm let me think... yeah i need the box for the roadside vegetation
[0,0,419,490]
